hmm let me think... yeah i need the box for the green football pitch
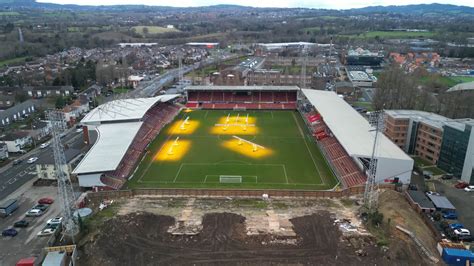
[128,110,338,190]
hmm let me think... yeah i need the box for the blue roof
[444,248,474,258]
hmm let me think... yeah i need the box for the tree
[142,27,149,36]
[373,64,418,110]
[55,96,65,109]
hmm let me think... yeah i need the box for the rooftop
[447,81,474,92]
[81,95,178,124]
[347,71,373,82]
[407,190,435,210]
[426,194,456,210]
[185,85,300,91]
[72,122,143,174]
[302,89,412,161]
[385,110,474,131]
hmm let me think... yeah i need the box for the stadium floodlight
[167,146,174,155]
[173,137,180,146]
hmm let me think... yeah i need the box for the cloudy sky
[36,0,474,9]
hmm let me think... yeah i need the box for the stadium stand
[74,95,180,190]
[302,111,367,188]
[185,86,299,110]
[103,103,180,189]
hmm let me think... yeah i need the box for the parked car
[32,204,49,211]
[38,198,54,205]
[457,235,473,242]
[454,228,471,236]
[26,209,44,217]
[27,157,38,164]
[455,182,469,189]
[464,186,474,192]
[443,212,458,220]
[426,191,440,196]
[46,217,63,226]
[37,228,55,237]
[12,159,22,165]
[442,174,454,180]
[39,143,50,149]
[2,228,18,237]
[13,220,29,228]
[449,223,465,230]
[18,150,27,154]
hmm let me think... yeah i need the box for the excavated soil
[78,211,430,266]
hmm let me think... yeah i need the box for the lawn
[423,166,446,176]
[131,26,180,36]
[352,101,374,112]
[0,56,28,67]
[128,110,338,190]
[449,76,474,84]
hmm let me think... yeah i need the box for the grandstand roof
[447,81,474,92]
[185,86,300,91]
[72,122,143,175]
[302,89,411,161]
[81,95,178,124]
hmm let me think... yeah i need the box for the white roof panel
[302,89,411,161]
[72,122,143,174]
[81,95,178,124]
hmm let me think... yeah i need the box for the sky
[35,0,474,9]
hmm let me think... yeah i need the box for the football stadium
[73,85,414,191]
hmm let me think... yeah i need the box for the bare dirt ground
[77,192,439,266]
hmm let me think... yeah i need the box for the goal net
[233,107,246,111]
[219,175,243,183]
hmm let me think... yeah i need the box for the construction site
[75,189,441,265]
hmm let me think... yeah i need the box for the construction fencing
[86,185,396,201]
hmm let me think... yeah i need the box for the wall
[86,185,396,201]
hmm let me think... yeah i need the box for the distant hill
[352,3,474,14]
[0,1,473,15]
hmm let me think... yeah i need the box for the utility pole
[48,110,79,239]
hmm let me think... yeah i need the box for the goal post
[219,175,243,183]
[233,107,246,111]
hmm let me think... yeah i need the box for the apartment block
[384,110,474,183]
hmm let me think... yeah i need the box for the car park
[464,186,474,192]
[27,157,38,164]
[13,220,29,228]
[2,228,18,237]
[38,197,54,205]
[26,209,43,217]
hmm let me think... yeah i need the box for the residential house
[0,100,36,126]
[0,131,32,152]
[36,148,82,180]
[24,86,74,98]
[62,97,90,124]
[0,143,8,160]
[23,121,52,141]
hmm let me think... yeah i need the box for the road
[0,129,83,200]
[132,53,240,97]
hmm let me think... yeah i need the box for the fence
[86,185,396,201]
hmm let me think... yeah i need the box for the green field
[0,56,28,67]
[131,26,180,36]
[129,110,338,190]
